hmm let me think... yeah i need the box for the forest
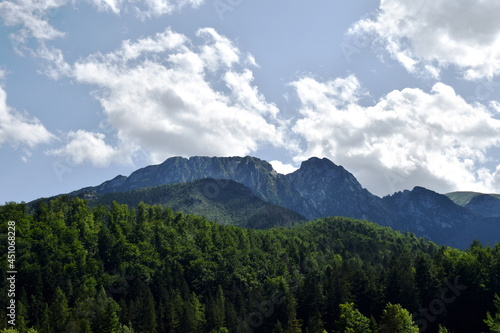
[1,196,500,332]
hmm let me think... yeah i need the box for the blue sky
[1,0,500,203]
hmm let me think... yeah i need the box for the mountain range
[37,155,500,249]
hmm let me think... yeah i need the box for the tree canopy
[1,197,499,332]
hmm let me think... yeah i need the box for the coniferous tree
[284,294,302,333]
[38,303,50,333]
[137,287,157,333]
[208,285,226,331]
[272,320,284,333]
[49,287,70,333]
[92,286,120,333]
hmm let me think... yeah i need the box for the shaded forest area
[1,196,500,332]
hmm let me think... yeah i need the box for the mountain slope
[446,191,500,218]
[465,194,500,218]
[382,187,475,246]
[70,179,306,229]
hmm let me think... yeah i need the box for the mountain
[382,187,476,245]
[72,156,388,222]
[74,156,320,219]
[55,155,500,249]
[446,191,500,217]
[284,157,393,224]
[465,194,500,217]
[77,178,305,229]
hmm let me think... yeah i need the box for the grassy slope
[445,191,500,206]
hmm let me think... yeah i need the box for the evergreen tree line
[1,196,500,332]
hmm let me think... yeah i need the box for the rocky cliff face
[283,157,392,223]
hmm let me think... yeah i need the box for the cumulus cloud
[47,130,134,167]
[0,75,55,157]
[0,0,66,52]
[292,75,500,195]
[45,27,284,166]
[349,0,500,80]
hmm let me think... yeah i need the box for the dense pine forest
[1,197,500,332]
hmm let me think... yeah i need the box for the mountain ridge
[47,155,500,248]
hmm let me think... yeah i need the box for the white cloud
[45,27,285,165]
[292,75,500,195]
[88,0,205,18]
[0,0,204,50]
[47,130,134,167]
[131,0,204,19]
[0,0,66,47]
[87,0,122,14]
[0,78,55,156]
[349,0,500,80]
[269,160,297,175]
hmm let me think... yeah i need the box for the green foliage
[0,198,499,332]
[485,294,500,332]
[335,302,371,333]
[438,324,450,333]
[379,303,419,333]
[49,287,70,332]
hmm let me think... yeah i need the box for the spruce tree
[49,287,70,333]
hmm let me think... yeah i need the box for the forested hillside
[1,197,500,332]
[36,179,306,230]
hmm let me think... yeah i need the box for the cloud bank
[349,0,500,80]
[292,75,500,195]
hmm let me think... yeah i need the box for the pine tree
[208,285,226,331]
[17,290,29,332]
[38,303,50,333]
[415,254,438,305]
[49,287,70,333]
[137,287,157,333]
[185,292,206,333]
[285,294,302,333]
[92,286,120,333]
[272,320,284,333]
